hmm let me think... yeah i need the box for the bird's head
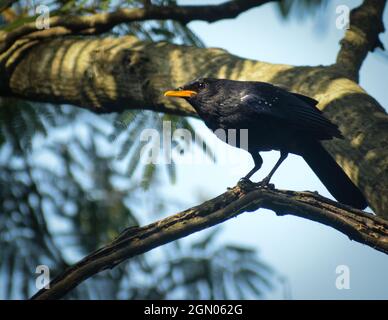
[164,78,240,117]
[164,78,219,102]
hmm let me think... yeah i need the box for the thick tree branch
[31,183,388,300]
[336,0,386,81]
[0,0,276,54]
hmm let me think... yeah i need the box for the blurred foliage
[0,0,283,299]
[110,111,215,189]
[275,0,327,19]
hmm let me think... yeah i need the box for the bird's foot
[256,177,275,189]
[236,177,275,191]
[237,177,256,190]
[257,177,270,187]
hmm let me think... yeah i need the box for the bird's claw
[257,177,269,187]
[239,177,253,184]
[237,177,256,190]
[237,177,275,190]
[256,178,275,189]
[261,182,275,189]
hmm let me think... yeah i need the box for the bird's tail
[300,142,367,209]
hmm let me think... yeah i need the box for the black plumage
[164,78,367,209]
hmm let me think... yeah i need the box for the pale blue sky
[155,0,388,299]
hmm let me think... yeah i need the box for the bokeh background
[0,0,387,299]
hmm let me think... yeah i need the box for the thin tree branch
[31,183,388,300]
[336,0,386,81]
[0,0,276,54]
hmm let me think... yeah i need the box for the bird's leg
[258,150,288,187]
[244,153,263,180]
[237,153,263,189]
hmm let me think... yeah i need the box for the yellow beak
[164,90,197,98]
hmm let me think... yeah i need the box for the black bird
[164,78,367,209]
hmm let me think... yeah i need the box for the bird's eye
[198,82,205,89]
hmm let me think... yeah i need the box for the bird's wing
[239,85,342,138]
[290,92,319,106]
